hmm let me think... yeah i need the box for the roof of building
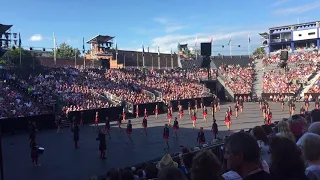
[0,24,13,34]
[86,35,114,44]
[269,21,319,30]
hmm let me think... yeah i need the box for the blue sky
[1,0,320,55]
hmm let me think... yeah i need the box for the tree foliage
[56,43,80,59]
[253,47,266,56]
[3,48,40,68]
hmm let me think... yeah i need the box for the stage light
[222,45,224,48]
[30,47,33,50]
[12,46,16,50]
[238,45,241,47]
[43,48,46,51]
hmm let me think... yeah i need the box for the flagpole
[248,35,250,57]
[229,37,232,56]
[83,37,86,68]
[171,49,173,69]
[158,46,160,69]
[152,56,154,69]
[53,32,57,65]
[19,47,22,68]
[136,53,139,68]
[124,54,126,68]
[142,44,145,67]
[166,57,168,69]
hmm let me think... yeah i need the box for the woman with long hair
[269,136,308,180]
[276,120,296,142]
[252,126,271,165]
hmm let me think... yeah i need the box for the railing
[103,92,122,105]
[143,89,156,101]
[217,70,234,98]
[154,90,163,100]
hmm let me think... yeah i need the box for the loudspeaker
[201,56,211,68]
[280,51,288,60]
[201,43,211,56]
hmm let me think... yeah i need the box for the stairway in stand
[253,59,264,97]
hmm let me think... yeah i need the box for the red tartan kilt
[179,111,183,115]
[126,130,132,135]
[123,115,126,119]
[136,112,139,115]
[155,110,158,114]
[203,112,207,116]
[192,117,196,121]
[144,114,148,118]
[163,135,169,140]
[225,118,230,123]
[95,118,98,123]
[168,115,172,119]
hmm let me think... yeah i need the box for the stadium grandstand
[1,20,320,180]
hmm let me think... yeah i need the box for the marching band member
[179,104,183,120]
[96,129,107,159]
[239,99,244,114]
[144,108,148,118]
[105,117,111,139]
[167,109,172,125]
[203,106,207,121]
[235,102,239,118]
[80,111,84,126]
[30,140,40,166]
[142,117,148,136]
[217,98,221,111]
[281,99,285,111]
[305,99,309,112]
[122,108,126,123]
[72,124,80,148]
[117,114,122,132]
[191,109,197,129]
[315,99,319,109]
[126,120,133,144]
[194,100,198,112]
[173,117,179,139]
[188,102,191,115]
[135,105,139,118]
[154,104,159,119]
[197,127,206,145]
[95,112,99,127]
[212,119,218,139]
[300,106,306,115]
[225,111,231,131]
[163,124,170,150]
[266,111,272,125]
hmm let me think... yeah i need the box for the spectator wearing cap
[297,133,320,180]
[269,136,308,180]
[157,167,185,180]
[156,154,178,171]
[224,132,273,180]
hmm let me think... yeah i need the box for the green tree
[3,48,39,68]
[253,47,266,56]
[56,43,81,59]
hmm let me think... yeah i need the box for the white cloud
[153,17,169,24]
[271,0,290,6]
[165,26,186,33]
[273,1,320,15]
[29,34,43,41]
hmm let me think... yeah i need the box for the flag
[171,48,173,57]
[157,46,160,56]
[18,33,21,47]
[195,36,198,47]
[228,37,232,45]
[248,35,251,44]
[147,46,149,53]
[210,37,213,43]
[177,42,180,50]
[142,45,145,56]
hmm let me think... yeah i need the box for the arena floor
[2,101,309,180]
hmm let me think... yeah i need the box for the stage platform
[2,102,308,180]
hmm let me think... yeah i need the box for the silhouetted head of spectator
[261,124,274,137]
[191,150,223,180]
[106,169,120,180]
[311,109,320,123]
[145,163,158,179]
[252,126,268,145]
[307,122,320,136]
[157,167,185,180]
[269,136,306,179]
[224,132,260,178]
[121,170,134,180]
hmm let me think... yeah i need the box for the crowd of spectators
[94,109,320,180]
[308,76,320,93]
[0,81,43,119]
[219,64,254,94]
[262,51,319,94]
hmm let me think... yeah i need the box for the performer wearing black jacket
[72,124,80,148]
[96,129,106,159]
[105,117,111,139]
[212,119,218,139]
[141,117,148,136]
[197,127,206,145]
[173,117,179,139]
[126,120,133,144]
[30,140,40,166]
[163,124,170,150]
[29,121,36,141]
